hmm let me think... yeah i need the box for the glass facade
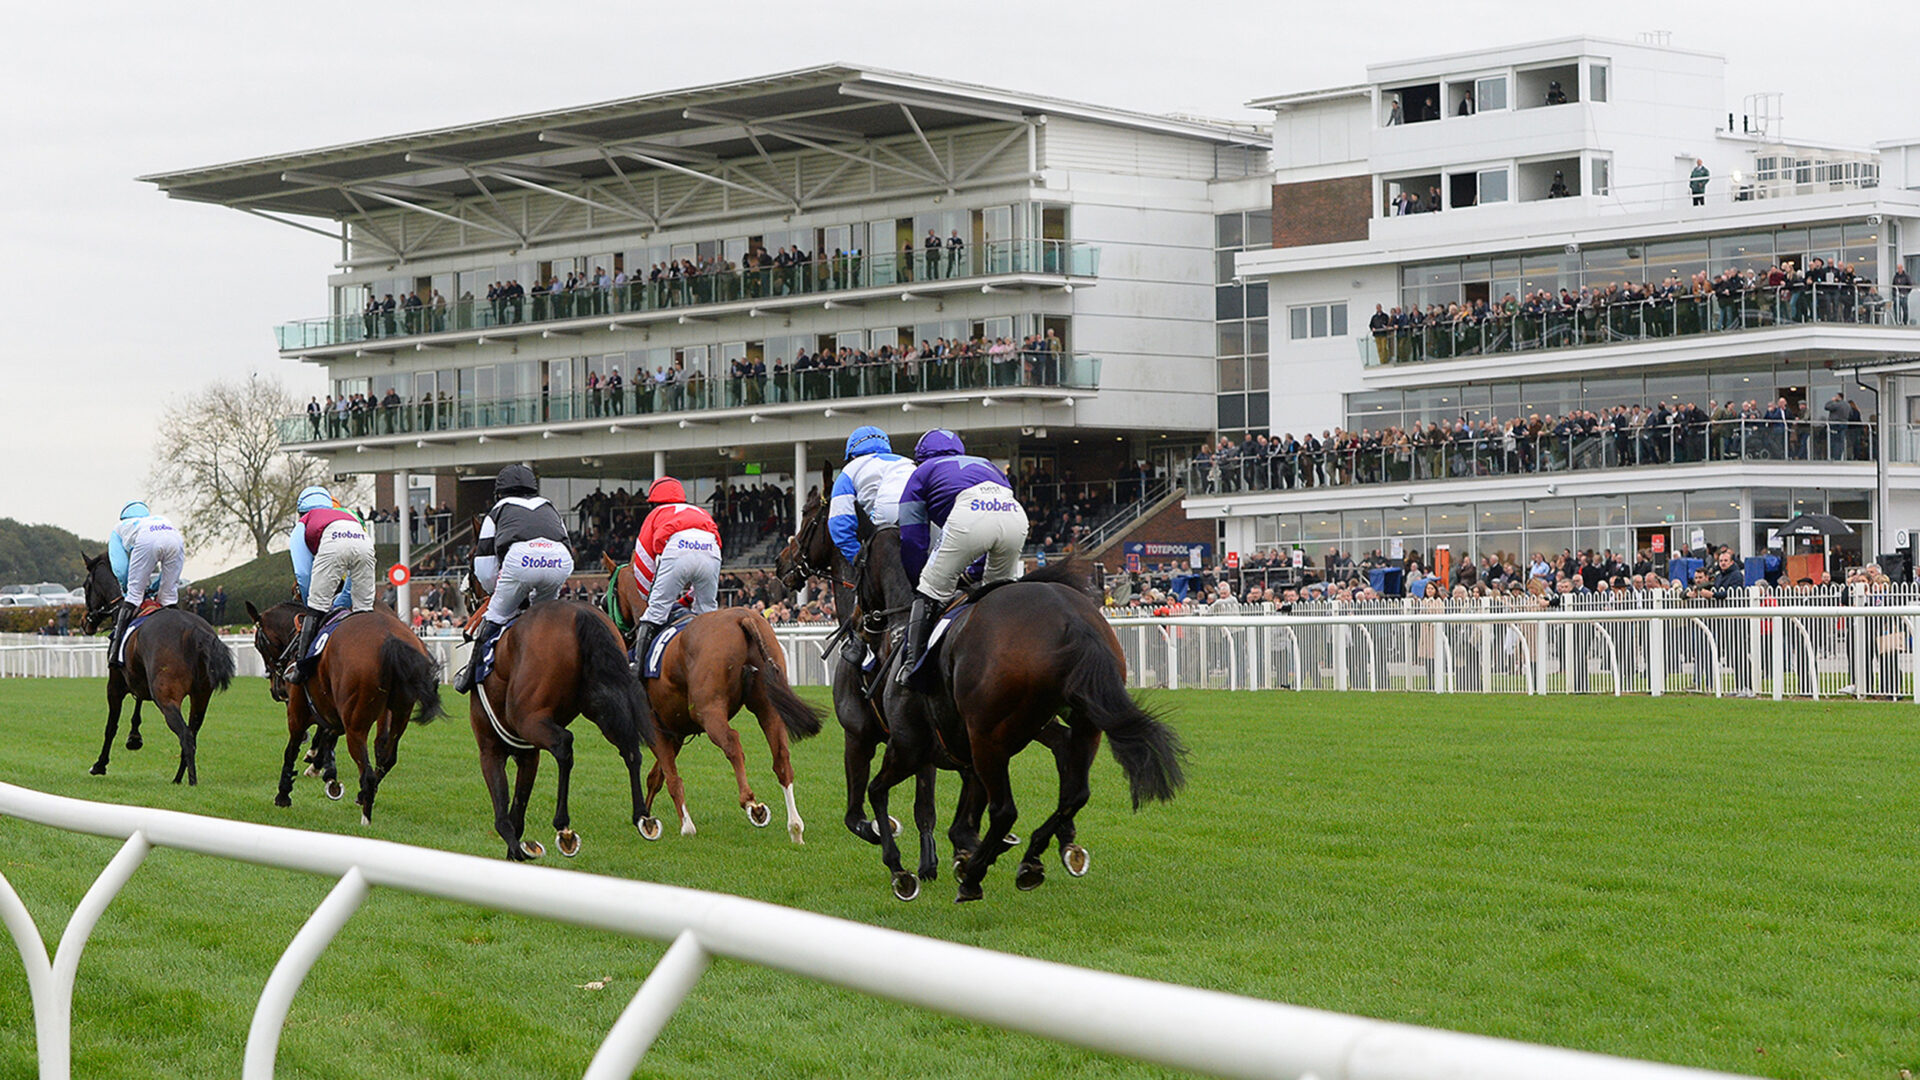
[1216,208,1273,441]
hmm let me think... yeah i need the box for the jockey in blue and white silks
[828,425,915,565]
[895,429,1029,682]
[284,485,375,683]
[106,500,185,669]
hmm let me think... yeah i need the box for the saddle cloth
[305,607,356,664]
[905,600,974,692]
[638,608,696,680]
[471,611,522,686]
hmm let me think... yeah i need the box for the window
[1288,302,1348,340]
[1216,213,1245,249]
[1591,157,1611,197]
[1478,168,1509,204]
[1590,63,1609,103]
[1475,76,1508,112]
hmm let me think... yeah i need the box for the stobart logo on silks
[969,497,1019,513]
[520,555,566,568]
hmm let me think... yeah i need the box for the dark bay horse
[603,556,823,842]
[80,552,234,784]
[870,561,1187,902]
[246,602,443,824]
[776,493,936,859]
[463,575,657,860]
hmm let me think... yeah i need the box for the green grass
[1,682,1918,1079]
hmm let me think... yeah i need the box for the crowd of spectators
[571,482,796,568]
[1368,262,1911,368]
[1192,390,1874,494]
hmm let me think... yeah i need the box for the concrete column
[653,451,666,485]
[794,440,807,530]
[396,471,411,618]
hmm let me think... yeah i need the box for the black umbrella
[1779,513,1855,537]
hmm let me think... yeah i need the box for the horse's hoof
[557,830,581,858]
[888,815,902,837]
[955,880,984,903]
[918,863,939,883]
[638,817,663,841]
[852,820,882,845]
[787,822,805,845]
[360,813,371,827]
[88,763,106,777]
[125,735,142,751]
[1062,844,1090,878]
[273,794,292,808]
[1002,832,1021,849]
[891,870,920,902]
[680,820,697,837]
[746,802,771,828]
[1016,860,1046,891]
[520,839,545,859]
[325,780,345,801]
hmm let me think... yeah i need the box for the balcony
[1359,283,1918,369]
[278,353,1101,448]
[1187,418,1876,499]
[276,240,1100,354]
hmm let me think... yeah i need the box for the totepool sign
[1121,542,1211,565]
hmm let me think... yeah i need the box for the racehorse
[462,573,657,860]
[602,555,824,842]
[869,561,1186,902]
[777,492,936,860]
[80,551,235,784]
[245,602,443,824]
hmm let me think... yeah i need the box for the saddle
[903,599,975,693]
[305,607,356,664]
[470,611,522,687]
[635,606,696,680]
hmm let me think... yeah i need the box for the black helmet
[494,464,538,498]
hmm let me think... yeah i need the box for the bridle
[781,503,835,591]
[255,617,291,703]
[80,565,123,635]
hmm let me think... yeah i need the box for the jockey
[895,430,1029,683]
[828,425,914,665]
[105,500,185,670]
[284,485,375,683]
[629,476,722,673]
[456,464,574,694]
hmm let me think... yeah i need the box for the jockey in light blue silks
[106,500,185,669]
[283,485,375,683]
[828,425,915,665]
[895,430,1029,683]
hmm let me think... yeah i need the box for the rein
[602,567,633,638]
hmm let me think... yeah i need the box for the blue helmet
[913,429,965,462]
[118,500,150,520]
[844,426,892,460]
[296,486,334,513]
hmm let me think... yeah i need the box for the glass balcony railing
[279,353,1100,445]
[1360,282,1918,368]
[1188,417,1876,497]
[277,240,1100,351]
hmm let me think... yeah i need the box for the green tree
[0,518,105,586]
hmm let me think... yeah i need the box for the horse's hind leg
[344,725,376,825]
[478,743,527,861]
[276,709,309,807]
[753,705,803,844]
[867,735,932,901]
[955,756,1018,903]
[507,749,544,856]
[650,735,695,836]
[125,699,143,751]
[843,724,885,844]
[1017,723,1100,891]
[698,704,765,828]
[92,681,127,775]
[540,722,581,857]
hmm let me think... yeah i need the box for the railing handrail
[0,780,1752,1080]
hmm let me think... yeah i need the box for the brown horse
[80,552,235,784]
[603,555,824,842]
[246,602,443,823]
[463,574,658,861]
[869,561,1187,902]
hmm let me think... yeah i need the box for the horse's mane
[963,558,1090,603]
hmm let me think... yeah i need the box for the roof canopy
[140,65,1268,220]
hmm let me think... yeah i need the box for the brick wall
[1271,176,1372,249]
[1087,495,1214,568]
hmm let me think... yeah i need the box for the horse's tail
[741,616,824,740]
[379,635,443,726]
[1060,615,1185,809]
[576,606,656,749]
[188,619,236,693]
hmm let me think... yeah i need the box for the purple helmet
[913,429,965,462]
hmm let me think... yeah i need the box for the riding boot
[895,597,938,687]
[283,612,323,684]
[106,601,135,670]
[628,620,663,681]
[455,618,501,694]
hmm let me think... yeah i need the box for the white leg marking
[783,781,804,844]
[679,805,697,836]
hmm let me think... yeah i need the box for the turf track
[0,679,1915,1079]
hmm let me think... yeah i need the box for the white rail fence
[0,781,1752,1080]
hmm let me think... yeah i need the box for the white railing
[1105,599,1920,700]
[0,632,469,683]
[0,781,1754,1080]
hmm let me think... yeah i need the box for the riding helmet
[296,485,334,513]
[647,476,687,505]
[119,500,150,520]
[912,429,966,462]
[844,425,892,460]
[494,463,539,498]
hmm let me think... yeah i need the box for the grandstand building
[1204,36,1920,578]
[143,67,1271,569]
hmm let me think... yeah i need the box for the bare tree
[148,376,334,559]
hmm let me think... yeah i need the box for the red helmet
[647,477,687,504]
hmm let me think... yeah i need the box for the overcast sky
[2,0,1910,569]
